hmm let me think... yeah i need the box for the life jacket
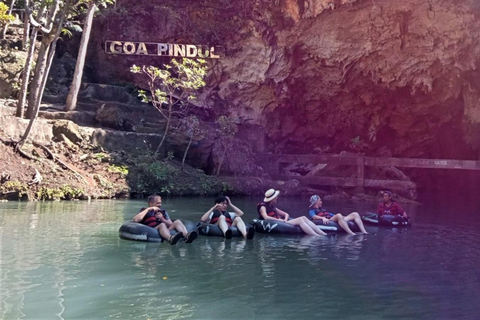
[257,202,280,220]
[210,210,233,225]
[312,207,334,218]
[377,202,404,216]
[140,207,166,227]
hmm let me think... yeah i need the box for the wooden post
[355,156,365,193]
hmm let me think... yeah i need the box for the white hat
[264,189,280,202]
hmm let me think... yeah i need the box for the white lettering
[158,43,168,56]
[110,41,122,54]
[173,44,186,57]
[123,42,136,55]
[136,42,148,55]
[186,45,197,57]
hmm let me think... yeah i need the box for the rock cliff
[69,0,480,161]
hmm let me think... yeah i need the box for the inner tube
[197,222,254,237]
[361,212,411,227]
[312,220,360,233]
[119,220,197,242]
[252,219,304,235]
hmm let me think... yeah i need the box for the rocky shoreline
[0,97,419,203]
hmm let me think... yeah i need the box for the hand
[149,206,160,212]
[322,218,330,225]
[225,196,232,206]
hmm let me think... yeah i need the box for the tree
[130,58,208,156]
[65,0,114,111]
[0,0,15,39]
[16,0,71,150]
[215,115,237,177]
[15,0,44,118]
[178,115,204,170]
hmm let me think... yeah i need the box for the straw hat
[264,189,280,202]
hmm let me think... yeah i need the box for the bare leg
[216,215,230,237]
[169,220,188,237]
[232,217,248,238]
[287,217,326,236]
[156,223,173,240]
[330,213,356,235]
[344,212,369,234]
[302,217,328,235]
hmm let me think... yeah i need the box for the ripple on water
[2,200,480,319]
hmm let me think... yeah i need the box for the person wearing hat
[308,195,369,235]
[257,189,327,236]
[377,191,409,218]
[200,195,255,239]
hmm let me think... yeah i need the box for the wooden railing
[257,154,480,192]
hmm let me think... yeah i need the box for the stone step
[39,110,97,127]
[135,127,161,134]
[76,101,98,112]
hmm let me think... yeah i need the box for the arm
[259,205,282,221]
[310,209,330,224]
[312,215,330,224]
[395,203,408,218]
[200,204,221,222]
[133,207,158,223]
[226,196,244,217]
[159,211,172,227]
[275,208,289,222]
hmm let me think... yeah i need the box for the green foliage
[179,115,204,139]
[0,180,28,197]
[93,174,114,190]
[127,155,228,196]
[349,136,367,153]
[36,185,85,200]
[107,164,129,177]
[94,152,108,160]
[130,58,207,112]
[0,3,15,26]
[165,151,174,161]
[130,58,208,153]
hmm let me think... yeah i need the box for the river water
[1,197,480,320]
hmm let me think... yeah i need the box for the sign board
[105,40,221,59]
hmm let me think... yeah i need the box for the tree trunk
[155,111,171,156]
[16,27,37,118]
[17,0,47,117]
[65,1,96,111]
[181,135,193,170]
[0,0,16,39]
[22,8,30,50]
[215,142,227,177]
[24,0,60,118]
[17,9,66,148]
[24,37,51,119]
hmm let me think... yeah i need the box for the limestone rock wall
[78,0,480,160]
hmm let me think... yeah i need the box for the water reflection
[1,198,480,319]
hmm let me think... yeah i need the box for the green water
[1,198,480,319]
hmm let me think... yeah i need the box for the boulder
[95,103,137,132]
[52,120,84,144]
